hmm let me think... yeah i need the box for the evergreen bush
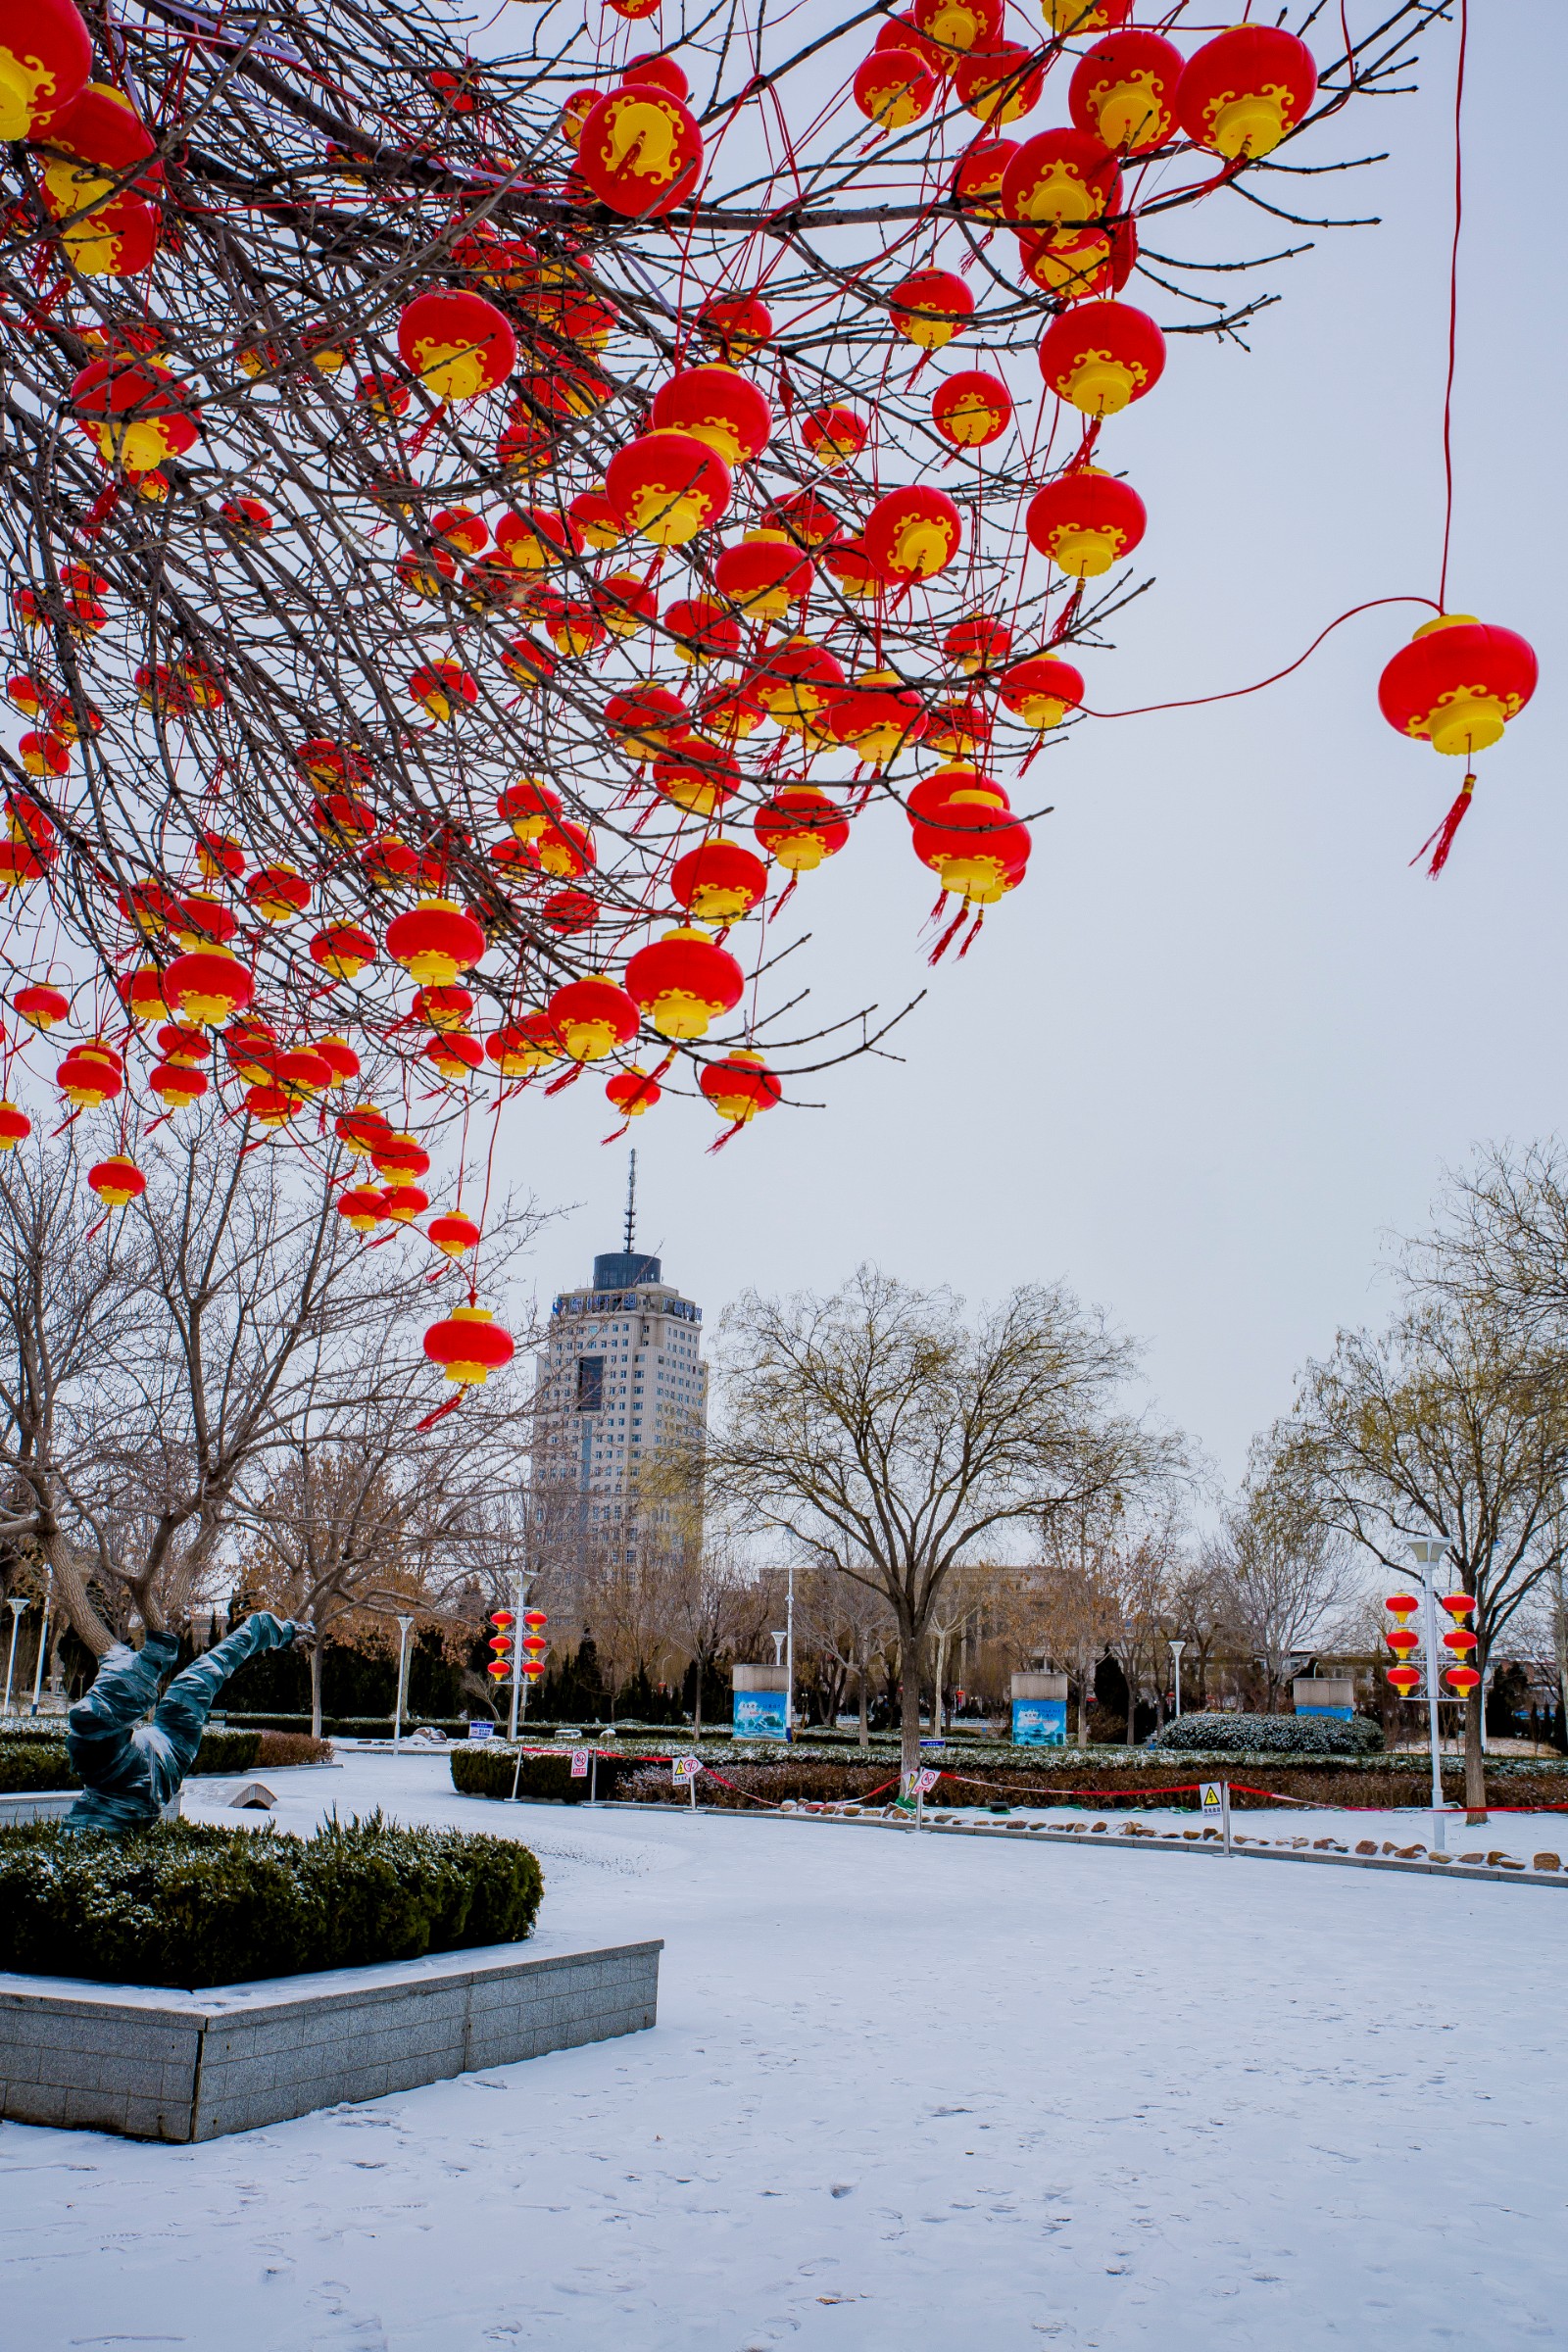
[1146,1711,1384,1757]
[0,1813,541,1986]
[0,1726,331,1792]
[450,1747,638,1803]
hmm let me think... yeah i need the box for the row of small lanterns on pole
[1384,1589,1480,1700]
[488,1606,549,1688]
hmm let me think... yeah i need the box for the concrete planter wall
[0,1936,662,2142]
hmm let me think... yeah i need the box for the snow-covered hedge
[0,1814,541,1987]
[1147,1712,1384,1757]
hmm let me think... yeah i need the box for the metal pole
[28,1571,52,1715]
[785,1563,795,1743]
[1169,1640,1186,1719]
[1410,1540,1449,1852]
[392,1614,414,1753]
[3,1598,27,1714]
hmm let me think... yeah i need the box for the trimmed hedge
[450,1747,640,1803]
[0,1726,332,1793]
[1148,1711,1384,1758]
[0,1813,542,1987]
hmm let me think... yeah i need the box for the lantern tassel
[956,908,986,959]
[927,906,969,965]
[544,1061,584,1096]
[770,872,799,917]
[415,1389,466,1433]
[1413,771,1476,877]
[600,1118,631,1147]
[706,1117,746,1155]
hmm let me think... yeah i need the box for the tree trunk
[311,1640,324,1740]
[1464,1672,1488,1821]
[1553,1572,1568,1749]
[1075,1642,1089,1745]
[42,1530,114,1658]
[857,1652,869,1750]
[692,1661,703,1743]
[899,1625,926,1786]
[1124,1674,1136,1745]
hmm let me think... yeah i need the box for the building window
[576,1356,604,1412]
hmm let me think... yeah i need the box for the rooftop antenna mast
[624,1148,637,1256]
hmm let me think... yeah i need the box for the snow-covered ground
[4,1752,1566,2350]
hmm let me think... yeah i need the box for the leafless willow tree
[1203,1461,1358,1715]
[687,1265,1168,1781]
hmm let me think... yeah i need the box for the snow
[4,1751,1567,2350]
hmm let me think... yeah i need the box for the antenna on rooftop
[624,1148,637,1256]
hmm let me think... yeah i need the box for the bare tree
[1207,1459,1359,1715]
[692,1267,1159,1782]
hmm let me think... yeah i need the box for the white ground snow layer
[2,1750,1565,2351]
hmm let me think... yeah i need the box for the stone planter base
[0,1936,662,2142]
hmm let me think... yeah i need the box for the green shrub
[1147,1711,1384,1758]
[0,1739,72,1791]
[0,1812,542,1987]
[0,1726,335,1792]
[450,1747,638,1803]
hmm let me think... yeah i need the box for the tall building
[530,1154,708,1578]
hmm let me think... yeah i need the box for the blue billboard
[734,1690,789,1740]
[1012,1696,1067,1746]
[1296,1703,1353,1721]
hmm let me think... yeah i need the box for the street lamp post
[785,1563,795,1742]
[3,1597,28,1714]
[28,1570,52,1715]
[392,1614,415,1754]
[1409,1538,1450,1852]
[1169,1640,1187,1719]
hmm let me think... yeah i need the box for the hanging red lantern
[486,1013,561,1075]
[0,0,91,140]
[663,596,742,664]
[371,1131,432,1190]
[1377,616,1537,760]
[951,139,1017,219]
[1176,26,1318,162]
[700,1051,781,1125]
[317,1036,360,1088]
[1440,1592,1476,1621]
[19,732,69,779]
[38,83,161,278]
[272,1044,332,1101]
[428,1211,481,1259]
[888,270,973,351]
[245,863,312,924]
[761,490,842,549]
[309,922,376,980]
[1001,130,1121,227]
[924,697,993,761]
[754,786,850,872]
[606,1067,662,1120]
[494,507,583,569]
[1385,1593,1420,1622]
[148,1059,206,1110]
[385,899,486,988]
[71,355,200,475]
[13,982,69,1030]
[598,575,660,638]
[670,838,769,923]
[414,986,475,1034]
[548,975,640,1061]
[426,1034,483,1085]
[864,486,962,585]
[625,927,746,1041]
[652,738,741,818]
[397,289,516,402]
[423,1304,515,1389]
[337,1185,389,1235]
[698,676,766,740]
[246,1082,299,1129]
[222,1017,278,1086]
[56,1039,122,1109]
[1038,301,1165,416]
[954,45,1043,128]
[875,16,948,77]
[999,655,1086,730]
[1025,467,1147,576]
[1069,29,1183,154]
[750,638,847,736]
[945,613,1013,673]
[828,673,927,768]
[1386,1625,1419,1659]
[911,778,1030,906]
[801,407,868,471]
[385,1186,429,1227]
[574,84,704,217]
[542,888,599,936]
[157,1024,209,1067]
[1387,1664,1422,1697]
[497,777,562,841]
[931,370,1011,449]
[408,660,480,722]
[1016,218,1136,305]
[911,0,1002,57]
[545,601,606,658]
[1443,1665,1481,1696]
[536,816,596,880]
[121,965,169,1024]
[698,293,773,359]
[853,46,938,129]
[652,367,773,466]
[1043,0,1128,24]
[163,946,254,1027]
[335,1104,390,1158]
[1442,1627,1479,1657]
[607,432,732,546]
[87,1155,145,1209]
[0,1100,29,1152]
[714,535,813,622]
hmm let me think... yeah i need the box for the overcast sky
[499,4,1563,1488]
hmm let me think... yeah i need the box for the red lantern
[497,777,562,841]
[371,1131,432,1190]
[875,16,948,77]
[670,838,769,923]
[14,982,70,1030]
[801,407,868,471]
[494,506,583,570]
[700,1051,781,1125]
[714,535,813,621]
[487,1013,561,1075]
[536,816,595,880]
[424,1304,515,1389]
[954,45,1043,128]
[1442,1628,1478,1657]
[574,85,704,218]
[1377,616,1537,760]
[911,0,1002,57]
[542,888,599,936]
[1387,1664,1422,1697]
[245,863,311,925]
[1017,219,1136,305]
[223,1018,278,1085]
[1385,1593,1420,1622]
[931,370,1011,449]
[335,1104,390,1158]
[428,1211,481,1258]
[0,842,51,896]
[945,613,1013,673]
[749,638,847,734]
[397,290,515,402]
[1001,129,1121,227]
[1043,0,1128,24]
[828,672,927,768]
[274,1045,333,1100]
[854,47,937,129]
[999,655,1085,732]
[888,270,973,351]
[607,684,690,762]
[71,356,200,475]
[1038,301,1165,416]
[56,1040,122,1109]
[309,922,376,981]
[652,738,741,819]
[164,947,253,1027]
[1176,26,1318,162]
[924,696,992,761]
[1440,1592,1475,1620]
[652,367,772,466]
[1025,467,1146,576]
[951,139,1017,220]
[317,1036,360,1088]
[87,1155,145,1209]
[337,1185,389,1235]
[911,778,1030,906]
[762,490,841,549]
[606,1067,662,1119]
[598,574,661,637]
[607,432,731,547]
[698,293,773,360]
[754,785,850,872]
[414,987,475,1034]
[386,900,486,988]
[0,1101,32,1151]
[424,1033,484,1084]
[864,486,962,585]
[663,596,742,664]
[408,660,480,721]
[385,1186,429,1227]
[1069,30,1183,155]
[38,82,161,277]
[625,927,746,1041]
[548,975,640,1061]
[149,1060,209,1110]
[1386,1626,1419,1659]
[0,0,91,141]
[1443,1665,1481,1696]
[246,1082,299,1129]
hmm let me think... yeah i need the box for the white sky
[501,4,1564,1487]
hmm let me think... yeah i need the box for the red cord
[1081,596,1440,722]
[1439,0,1467,613]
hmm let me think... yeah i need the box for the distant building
[529,1155,708,1600]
